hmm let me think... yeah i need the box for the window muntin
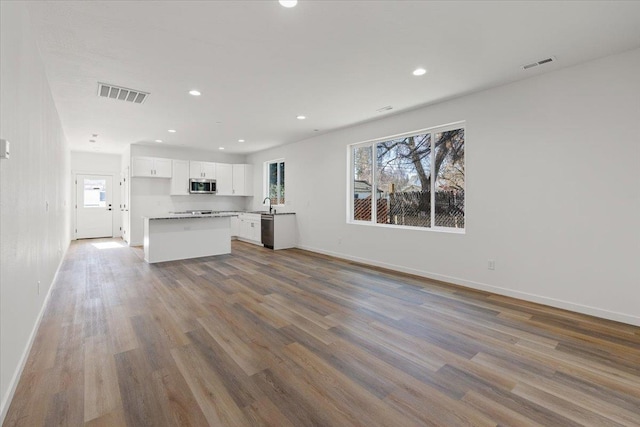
[349,124,465,231]
[265,159,285,206]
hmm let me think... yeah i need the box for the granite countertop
[243,212,296,216]
[144,211,296,220]
[144,213,240,220]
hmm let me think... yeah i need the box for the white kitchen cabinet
[170,160,190,195]
[232,164,253,196]
[216,163,233,195]
[237,213,261,245]
[214,163,252,196]
[270,214,297,250]
[189,161,216,179]
[131,156,172,178]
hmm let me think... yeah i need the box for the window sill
[347,220,465,234]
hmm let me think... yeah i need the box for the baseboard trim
[0,243,70,424]
[296,245,640,327]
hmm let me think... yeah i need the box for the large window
[349,123,465,231]
[265,159,285,205]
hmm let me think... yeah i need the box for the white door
[76,174,113,239]
[121,167,130,242]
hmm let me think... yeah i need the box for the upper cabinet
[170,160,190,195]
[215,163,233,195]
[232,164,253,196]
[131,156,250,196]
[131,157,172,178]
[215,163,252,196]
[189,161,216,179]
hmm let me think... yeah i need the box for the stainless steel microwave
[189,178,216,194]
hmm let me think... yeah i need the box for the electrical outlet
[37,281,41,295]
[488,260,495,270]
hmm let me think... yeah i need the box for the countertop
[144,211,296,220]
[246,212,296,216]
[144,213,239,220]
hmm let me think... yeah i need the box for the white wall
[70,151,122,239]
[248,49,640,326]
[127,144,250,245]
[0,2,71,421]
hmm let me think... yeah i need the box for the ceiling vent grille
[522,56,556,71]
[97,83,149,104]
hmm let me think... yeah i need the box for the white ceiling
[26,1,640,155]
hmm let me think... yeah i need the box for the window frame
[347,121,465,233]
[263,158,286,207]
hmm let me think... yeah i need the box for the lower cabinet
[237,213,262,245]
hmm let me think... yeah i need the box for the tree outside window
[266,159,285,205]
[350,124,464,230]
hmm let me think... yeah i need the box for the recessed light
[155,139,163,143]
[412,68,427,76]
[189,90,201,96]
[296,115,306,120]
[219,147,225,150]
[279,0,297,7]
[168,129,176,133]
[238,139,245,142]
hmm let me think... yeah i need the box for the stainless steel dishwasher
[261,214,274,249]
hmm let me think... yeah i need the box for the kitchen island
[143,213,238,263]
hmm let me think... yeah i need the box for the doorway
[75,174,113,239]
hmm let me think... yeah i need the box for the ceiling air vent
[97,83,149,104]
[522,56,557,71]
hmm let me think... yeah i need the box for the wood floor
[3,239,640,427]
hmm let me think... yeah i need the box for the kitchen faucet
[263,197,273,214]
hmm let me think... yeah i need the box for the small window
[349,123,465,231]
[265,159,285,206]
[83,178,107,208]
